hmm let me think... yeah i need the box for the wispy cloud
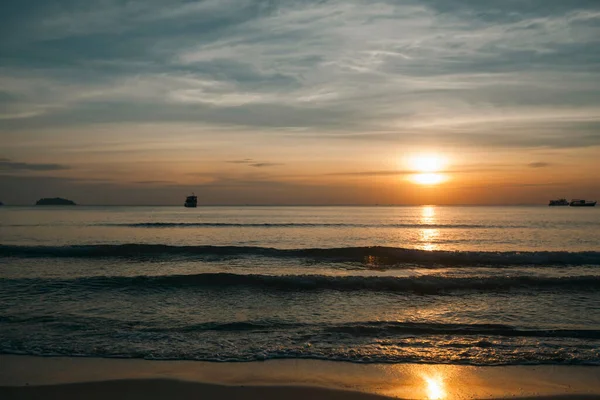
[1,0,599,142]
[0,158,70,172]
[528,162,551,168]
[132,180,175,185]
[249,162,284,168]
[325,167,505,177]
[226,159,284,167]
[226,159,255,164]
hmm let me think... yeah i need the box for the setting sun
[409,154,447,173]
[407,154,448,185]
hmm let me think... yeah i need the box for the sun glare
[410,154,447,173]
[406,154,448,185]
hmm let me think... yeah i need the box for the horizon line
[0,203,567,207]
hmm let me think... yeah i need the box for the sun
[407,154,448,185]
[409,154,447,173]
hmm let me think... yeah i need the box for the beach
[2,356,600,399]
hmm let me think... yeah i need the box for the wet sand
[1,355,599,399]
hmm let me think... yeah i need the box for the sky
[1,0,599,205]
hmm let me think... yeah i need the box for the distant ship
[548,199,569,206]
[569,199,596,207]
[184,193,198,208]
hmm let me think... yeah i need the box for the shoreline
[1,356,600,399]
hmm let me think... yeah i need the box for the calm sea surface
[1,206,599,365]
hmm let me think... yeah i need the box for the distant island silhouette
[35,197,76,206]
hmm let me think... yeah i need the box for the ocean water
[1,205,600,365]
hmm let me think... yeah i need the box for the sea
[1,205,600,365]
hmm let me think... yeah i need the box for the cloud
[249,162,284,168]
[326,170,413,177]
[528,162,551,168]
[0,158,70,171]
[226,159,283,167]
[132,180,176,184]
[1,0,599,143]
[313,120,600,149]
[325,167,504,177]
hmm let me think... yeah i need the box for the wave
[1,348,597,366]
[3,222,513,228]
[2,315,598,339]
[99,222,504,229]
[5,273,600,294]
[2,315,599,365]
[2,244,599,266]
[323,321,600,339]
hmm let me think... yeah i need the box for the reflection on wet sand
[376,365,454,399]
[423,373,446,399]
[3,356,600,400]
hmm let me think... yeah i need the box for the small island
[35,197,76,206]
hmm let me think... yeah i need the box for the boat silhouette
[569,199,596,207]
[184,193,198,208]
[548,199,569,206]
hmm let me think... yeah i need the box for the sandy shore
[0,379,391,400]
[1,355,599,399]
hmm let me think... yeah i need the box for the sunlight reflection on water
[419,206,440,251]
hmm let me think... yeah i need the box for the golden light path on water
[419,206,440,251]
[421,205,435,221]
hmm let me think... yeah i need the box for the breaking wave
[5,273,600,294]
[1,315,598,339]
[101,222,506,229]
[2,244,599,266]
